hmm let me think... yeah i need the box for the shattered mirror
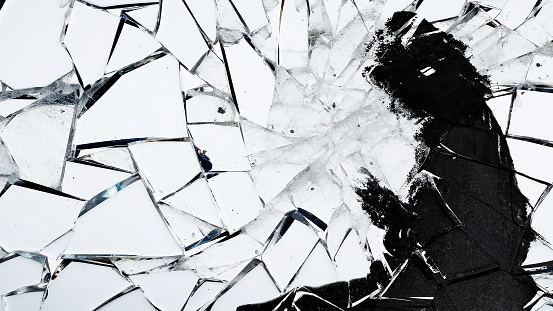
[0,0,552,309]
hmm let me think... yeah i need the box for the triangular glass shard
[62,161,132,200]
[156,0,208,69]
[64,179,183,257]
[182,281,226,311]
[262,216,320,290]
[188,124,250,172]
[0,0,73,89]
[523,236,553,267]
[77,147,136,173]
[1,104,74,188]
[335,229,371,281]
[94,288,156,311]
[40,262,131,311]
[125,5,160,33]
[74,55,187,146]
[64,1,120,87]
[224,39,275,127]
[39,231,74,261]
[128,141,201,201]
[495,0,537,29]
[0,255,45,295]
[105,23,162,73]
[515,174,548,208]
[207,172,263,233]
[0,98,35,118]
[161,177,223,227]
[415,0,466,22]
[180,65,207,92]
[288,242,339,289]
[158,204,218,246]
[130,270,198,311]
[194,50,229,92]
[0,185,83,253]
[210,261,280,310]
[240,118,297,155]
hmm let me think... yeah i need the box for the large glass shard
[209,261,280,311]
[128,141,201,201]
[105,23,162,73]
[0,0,72,89]
[0,254,45,295]
[207,172,263,233]
[223,38,275,127]
[262,216,319,290]
[161,177,223,227]
[124,5,160,33]
[155,0,208,69]
[64,179,182,257]
[40,262,131,311]
[64,1,120,87]
[1,102,75,188]
[188,124,250,171]
[0,185,83,253]
[130,270,198,311]
[74,55,187,145]
[278,0,309,69]
[61,161,131,200]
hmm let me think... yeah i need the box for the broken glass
[0,0,551,309]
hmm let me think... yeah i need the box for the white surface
[185,0,217,41]
[0,0,72,89]
[105,23,161,73]
[486,95,512,133]
[40,262,130,311]
[0,185,83,253]
[532,193,553,248]
[207,172,264,233]
[74,55,187,145]
[129,141,201,200]
[496,0,536,29]
[230,0,268,31]
[64,1,120,87]
[416,0,466,22]
[65,180,183,256]
[278,0,309,68]
[130,271,198,311]
[156,0,208,69]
